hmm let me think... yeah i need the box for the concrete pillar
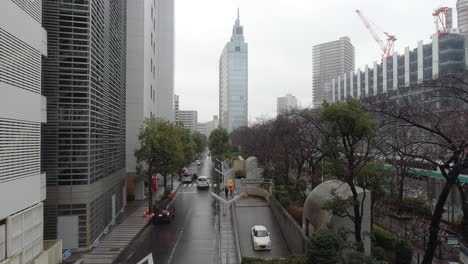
[417,40,424,83]
[332,79,336,103]
[383,58,387,93]
[393,52,398,90]
[338,75,341,101]
[432,33,439,79]
[405,46,410,87]
[357,68,361,98]
[343,73,347,99]
[350,71,354,98]
[365,65,369,96]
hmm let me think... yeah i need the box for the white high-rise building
[313,37,355,108]
[277,94,299,115]
[0,1,49,262]
[126,0,175,180]
[219,9,248,132]
[178,111,198,132]
[458,0,468,33]
[157,0,175,121]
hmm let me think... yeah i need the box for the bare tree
[367,76,468,264]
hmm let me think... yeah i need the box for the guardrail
[231,202,242,264]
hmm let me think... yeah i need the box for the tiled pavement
[65,179,181,264]
[220,201,239,264]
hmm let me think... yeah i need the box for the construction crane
[433,7,452,36]
[356,9,397,59]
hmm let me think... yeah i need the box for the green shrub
[372,225,396,250]
[395,240,412,264]
[279,196,291,208]
[241,255,306,264]
[306,229,343,264]
[371,246,386,261]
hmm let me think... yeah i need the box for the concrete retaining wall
[269,199,307,254]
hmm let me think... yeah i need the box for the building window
[235,46,240,52]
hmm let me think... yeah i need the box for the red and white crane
[356,9,397,59]
[433,7,452,36]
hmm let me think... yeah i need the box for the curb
[113,181,183,263]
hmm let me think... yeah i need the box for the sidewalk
[64,179,181,264]
[219,193,240,264]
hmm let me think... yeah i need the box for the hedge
[241,256,306,264]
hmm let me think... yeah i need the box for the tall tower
[219,9,248,132]
[312,37,355,108]
[457,0,468,33]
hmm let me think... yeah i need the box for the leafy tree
[306,229,343,264]
[192,132,208,154]
[134,117,182,210]
[318,99,378,252]
[176,126,196,165]
[209,128,231,161]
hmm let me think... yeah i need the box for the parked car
[251,225,271,250]
[182,173,192,183]
[151,201,175,224]
[196,159,201,166]
[196,176,209,189]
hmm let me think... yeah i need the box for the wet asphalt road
[116,155,219,264]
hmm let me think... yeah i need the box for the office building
[313,37,355,107]
[332,32,467,103]
[126,0,175,182]
[219,9,248,132]
[156,0,175,121]
[178,111,198,132]
[458,0,468,33]
[0,1,49,262]
[174,94,180,123]
[277,94,298,115]
[42,0,127,249]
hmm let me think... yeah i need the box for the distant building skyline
[312,36,355,108]
[332,32,465,103]
[178,110,198,132]
[219,9,248,132]
[197,115,219,137]
[277,94,298,115]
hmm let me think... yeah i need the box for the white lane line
[136,253,154,264]
[189,184,192,187]
[168,207,193,264]
[183,184,187,187]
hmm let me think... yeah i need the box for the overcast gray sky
[174,0,456,123]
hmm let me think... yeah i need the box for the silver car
[196,176,209,189]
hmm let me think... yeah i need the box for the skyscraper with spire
[219,9,248,132]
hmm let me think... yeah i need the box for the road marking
[136,253,154,264]
[213,184,217,187]
[168,208,193,264]
[183,184,187,187]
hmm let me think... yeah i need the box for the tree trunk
[398,169,405,202]
[148,166,153,212]
[422,178,455,264]
[457,183,468,242]
[163,174,167,194]
[348,180,364,251]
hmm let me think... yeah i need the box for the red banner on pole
[151,176,157,192]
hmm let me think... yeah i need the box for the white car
[251,225,271,250]
[196,176,209,189]
[196,159,201,166]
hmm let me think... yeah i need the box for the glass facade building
[333,32,468,102]
[219,10,248,132]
